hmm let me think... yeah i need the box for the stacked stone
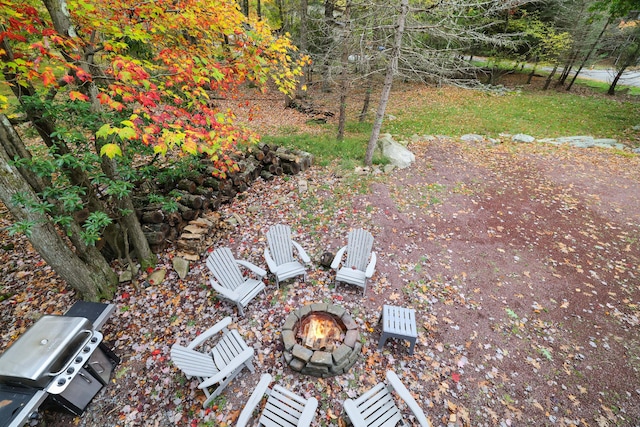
[282,303,361,378]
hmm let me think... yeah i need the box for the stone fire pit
[282,303,361,377]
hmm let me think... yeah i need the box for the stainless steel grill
[0,302,117,427]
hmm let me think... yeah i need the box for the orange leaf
[69,91,89,101]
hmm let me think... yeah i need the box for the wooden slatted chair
[343,371,432,427]
[170,317,255,408]
[264,224,311,287]
[237,373,318,427]
[331,228,377,295]
[206,247,267,316]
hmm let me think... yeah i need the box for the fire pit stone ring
[282,303,361,377]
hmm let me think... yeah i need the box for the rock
[633,147,640,154]
[512,134,535,143]
[119,269,133,283]
[460,134,485,142]
[172,256,189,280]
[377,133,415,169]
[298,179,308,193]
[538,136,624,149]
[147,269,166,286]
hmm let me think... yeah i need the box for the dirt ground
[1,79,640,427]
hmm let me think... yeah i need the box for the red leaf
[451,372,460,383]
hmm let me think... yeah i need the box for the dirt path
[2,137,639,427]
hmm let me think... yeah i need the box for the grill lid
[0,315,93,387]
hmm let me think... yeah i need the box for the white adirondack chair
[343,371,432,427]
[264,224,311,287]
[206,247,267,316]
[237,373,318,427]
[331,228,377,295]
[170,317,255,408]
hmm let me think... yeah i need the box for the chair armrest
[187,316,232,349]
[264,248,278,273]
[386,371,431,427]
[343,399,368,426]
[236,259,267,278]
[297,397,318,427]
[291,240,311,264]
[331,246,347,270]
[365,252,377,278]
[236,373,272,427]
[210,278,239,301]
[199,348,254,389]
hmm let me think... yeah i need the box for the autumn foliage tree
[0,0,307,300]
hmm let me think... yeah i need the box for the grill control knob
[83,346,90,353]
[90,336,98,343]
[75,356,83,363]
[67,367,75,374]
[57,378,66,386]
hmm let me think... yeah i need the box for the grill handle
[45,329,93,377]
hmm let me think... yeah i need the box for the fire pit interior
[297,311,345,352]
[282,303,360,378]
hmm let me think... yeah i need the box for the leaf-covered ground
[2,132,640,427]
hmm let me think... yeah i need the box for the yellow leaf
[100,143,122,158]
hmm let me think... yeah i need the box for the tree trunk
[608,42,640,96]
[336,1,351,141]
[298,0,309,99]
[98,148,157,269]
[364,0,408,166]
[557,52,575,86]
[543,63,559,90]
[49,0,158,272]
[0,116,116,301]
[567,16,611,91]
[526,59,538,84]
[359,82,372,123]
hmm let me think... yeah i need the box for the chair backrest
[261,384,312,426]
[211,329,249,369]
[206,247,244,291]
[170,344,218,378]
[350,382,403,427]
[266,224,295,265]
[345,229,374,272]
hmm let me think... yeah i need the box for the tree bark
[359,82,372,123]
[364,0,408,166]
[567,16,611,91]
[336,1,351,141]
[543,63,559,90]
[46,0,157,270]
[0,116,116,301]
[607,42,640,96]
[98,147,157,269]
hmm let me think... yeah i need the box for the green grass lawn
[262,78,640,166]
[383,88,639,140]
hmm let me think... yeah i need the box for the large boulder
[377,133,415,169]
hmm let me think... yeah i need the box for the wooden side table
[378,305,418,355]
